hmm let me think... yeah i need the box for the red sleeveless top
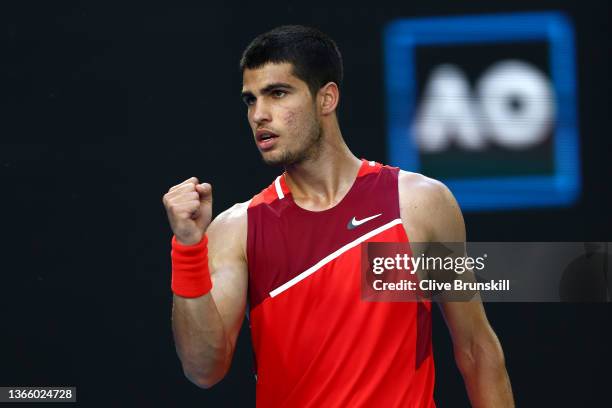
[247,160,435,407]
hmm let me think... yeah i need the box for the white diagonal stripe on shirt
[269,218,403,298]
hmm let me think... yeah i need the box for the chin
[261,151,288,167]
[261,149,302,167]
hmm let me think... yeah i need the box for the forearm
[172,293,232,388]
[456,340,514,407]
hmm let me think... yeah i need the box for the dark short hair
[240,25,343,98]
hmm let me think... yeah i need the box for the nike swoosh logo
[347,213,382,230]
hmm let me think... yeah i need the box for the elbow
[183,366,226,389]
[187,374,220,390]
[455,337,506,377]
[176,338,235,389]
[180,349,232,389]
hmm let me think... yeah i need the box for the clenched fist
[163,177,212,245]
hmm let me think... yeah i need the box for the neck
[284,120,362,210]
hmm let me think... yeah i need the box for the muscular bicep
[206,203,249,349]
[428,183,496,350]
[399,172,468,286]
[399,172,489,343]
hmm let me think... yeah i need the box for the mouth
[256,129,279,151]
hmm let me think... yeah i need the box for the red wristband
[171,235,212,298]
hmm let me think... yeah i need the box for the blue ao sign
[384,12,580,210]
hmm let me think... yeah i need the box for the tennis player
[163,25,514,407]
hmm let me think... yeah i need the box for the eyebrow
[241,82,295,98]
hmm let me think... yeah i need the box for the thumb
[195,183,212,202]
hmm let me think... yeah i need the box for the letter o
[477,60,555,149]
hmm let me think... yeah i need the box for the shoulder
[398,170,465,242]
[208,200,249,233]
[206,200,250,258]
[398,170,456,209]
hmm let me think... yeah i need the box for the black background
[1,1,610,406]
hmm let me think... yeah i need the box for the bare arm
[399,172,514,407]
[438,301,513,407]
[163,178,248,388]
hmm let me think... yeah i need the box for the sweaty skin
[164,62,514,406]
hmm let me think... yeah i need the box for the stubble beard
[261,117,323,168]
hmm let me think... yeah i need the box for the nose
[251,99,272,126]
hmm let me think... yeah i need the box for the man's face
[242,62,322,166]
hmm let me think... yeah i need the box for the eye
[272,90,287,98]
[242,95,255,106]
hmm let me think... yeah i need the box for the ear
[318,82,340,115]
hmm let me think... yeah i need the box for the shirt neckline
[280,159,368,215]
